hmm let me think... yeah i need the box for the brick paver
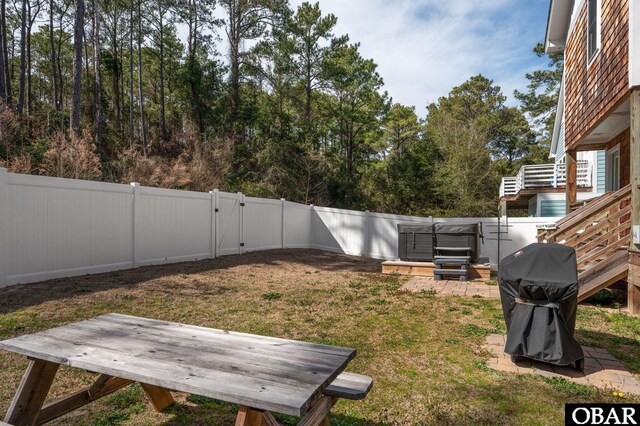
[401,277,500,298]
[483,334,640,394]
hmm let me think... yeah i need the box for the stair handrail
[538,184,631,275]
[537,185,632,243]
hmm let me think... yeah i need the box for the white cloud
[289,0,549,111]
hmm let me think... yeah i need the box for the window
[588,0,601,62]
[607,148,620,192]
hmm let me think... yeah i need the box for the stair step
[434,255,471,261]
[578,263,629,302]
[436,247,471,252]
[434,269,467,275]
[434,259,469,265]
[578,250,628,282]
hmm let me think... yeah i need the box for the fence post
[238,192,244,254]
[209,190,216,259]
[213,189,219,258]
[281,198,286,249]
[364,210,371,258]
[309,205,314,249]
[0,168,8,287]
[130,182,141,268]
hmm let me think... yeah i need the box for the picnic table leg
[235,406,268,426]
[297,396,337,426]
[140,383,175,412]
[4,359,59,426]
[234,406,283,426]
[36,375,133,424]
[235,396,338,426]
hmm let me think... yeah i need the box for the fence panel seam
[0,168,8,287]
[130,182,140,268]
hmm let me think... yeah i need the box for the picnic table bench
[0,313,372,426]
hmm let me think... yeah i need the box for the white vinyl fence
[0,168,559,287]
[311,208,550,267]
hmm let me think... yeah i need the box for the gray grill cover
[498,243,584,366]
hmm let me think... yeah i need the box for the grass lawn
[0,249,639,425]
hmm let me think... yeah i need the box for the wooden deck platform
[382,260,491,280]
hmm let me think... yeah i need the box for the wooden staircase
[537,185,632,301]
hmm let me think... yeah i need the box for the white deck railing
[500,162,592,197]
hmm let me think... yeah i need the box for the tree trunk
[56,9,65,108]
[158,2,167,141]
[92,0,102,152]
[26,0,36,119]
[187,0,196,56]
[191,0,197,56]
[83,27,90,85]
[128,0,134,148]
[0,0,5,101]
[17,0,26,117]
[70,0,84,136]
[305,48,312,149]
[186,0,202,133]
[119,43,125,132]
[56,33,64,107]
[111,29,120,130]
[1,0,11,104]
[186,0,192,54]
[49,0,59,110]
[137,0,147,155]
[228,0,240,128]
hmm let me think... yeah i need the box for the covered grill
[498,243,584,370]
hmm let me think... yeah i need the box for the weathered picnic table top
[0,313,356,417]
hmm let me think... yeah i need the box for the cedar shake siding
[564,0,629,150]
[607,128,631,186]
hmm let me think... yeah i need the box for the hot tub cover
[397,224,434,233]
[498,243,584,366]
[432,223,478,234]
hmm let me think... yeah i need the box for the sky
[288,0,552,110]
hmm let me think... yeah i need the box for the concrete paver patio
[484,334,640,395]
[401,277,640,395]
[401,276,500,298]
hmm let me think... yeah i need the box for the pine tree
[70,0,84,135]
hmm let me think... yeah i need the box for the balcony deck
[500,162,593,209]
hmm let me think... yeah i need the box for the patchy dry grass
[0,249,639,425]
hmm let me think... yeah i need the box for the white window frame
[606,146,620,192]
[587,0,602,65]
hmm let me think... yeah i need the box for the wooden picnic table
[0,313,369,426]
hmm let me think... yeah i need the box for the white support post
[0,168,8,287]
[238,192,244,254]
[280,198,286,249]
[130,182,141,268]
[212,189,219,259]
[364,210,371,258]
